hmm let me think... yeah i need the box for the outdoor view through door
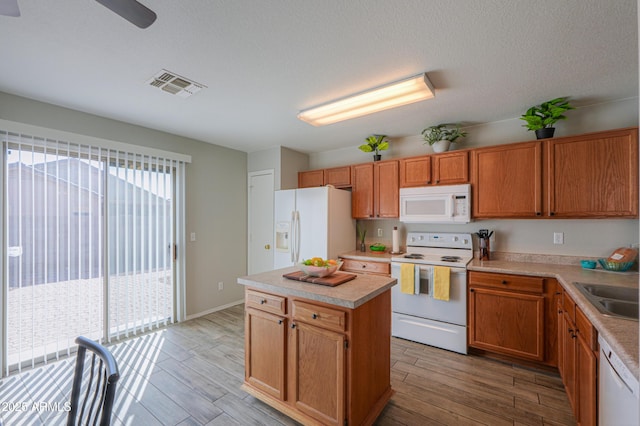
[5,136,177,374]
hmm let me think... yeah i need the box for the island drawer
[246,289,286,315]
[291,300,346,333]
[341,258,390,276]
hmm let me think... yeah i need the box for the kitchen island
[237,267,396,426]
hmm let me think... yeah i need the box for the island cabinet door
[290,321,346,426]
[245,308,287,401]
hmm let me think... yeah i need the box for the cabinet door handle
[260,299,266,304]
[291,323,296,329]
[436,179,440,184]
[278,319,283,325]
[312,313,318,319]
[550,212,556,216]
[469,288,475,293]
[536,212,541,216]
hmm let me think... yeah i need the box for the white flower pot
[432,140,450,153]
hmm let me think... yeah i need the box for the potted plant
[358,134,389,161]
[357,222,367,252]
[421,123,467,153]
[520,97,574,139]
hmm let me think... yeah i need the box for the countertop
[237,266,397,309]
[468,258,639,378]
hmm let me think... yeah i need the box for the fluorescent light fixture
[297,73,435,126]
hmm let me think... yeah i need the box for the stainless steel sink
[578,283,639,302]
[574,282,639,321]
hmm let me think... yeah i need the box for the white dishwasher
[598,335,639,426]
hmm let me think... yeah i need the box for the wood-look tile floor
[0,304,575,425]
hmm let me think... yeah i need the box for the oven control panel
[407,232,472,249]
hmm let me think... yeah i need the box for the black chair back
[67,336,120,426]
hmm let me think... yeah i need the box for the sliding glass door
[4,136,178,374]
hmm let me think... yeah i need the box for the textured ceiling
[0,0,637,154]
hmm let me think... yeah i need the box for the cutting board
[283,270,357,286]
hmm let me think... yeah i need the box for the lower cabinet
[468,271,558,366]
[557,289,598,426]
[243,287,392,426]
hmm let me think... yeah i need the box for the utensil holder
[479,237,490,261]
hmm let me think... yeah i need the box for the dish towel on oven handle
[431,266,450,301]
[400,263,419,294]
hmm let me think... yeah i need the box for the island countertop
[237,266,397,309]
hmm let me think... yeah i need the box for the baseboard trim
[185,299,244,321]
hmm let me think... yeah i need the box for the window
[2,129,188,375]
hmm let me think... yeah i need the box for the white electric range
[390,232,473,354]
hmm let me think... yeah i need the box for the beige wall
[309,98,640,258]
[0,92,247,317]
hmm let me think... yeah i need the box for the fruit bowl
[369,243,386,252]
[298,261,342,277]
[598,258,635,272]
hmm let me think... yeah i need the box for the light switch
[190,232,196,242]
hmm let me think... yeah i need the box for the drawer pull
[362,264,366,268]
[312,313,318,319]
[278,319,283,325]
[260,299,266,304]
[501,280,508,285]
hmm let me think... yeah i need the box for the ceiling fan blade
[95,0,157,29]
[0,0,20,17]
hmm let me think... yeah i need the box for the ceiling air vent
[146,69,206,98]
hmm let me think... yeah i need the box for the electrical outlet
[377,228,383,237]
[218,281,224,291]
[553,232,564,245]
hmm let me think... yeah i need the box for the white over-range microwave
[399,184,471,223]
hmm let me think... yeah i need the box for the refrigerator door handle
[290,211,296,263]
[294,210,301,263]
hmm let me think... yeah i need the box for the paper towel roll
[392,227,400,253]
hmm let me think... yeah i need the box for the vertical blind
[2,130,186,375]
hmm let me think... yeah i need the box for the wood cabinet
[298,166,351,188]
[243,287,393,426]
[546,127,638,218]
[351,163,375,218]
[472,141,543,218]
[557,289,598,425]
[374,160,399,218]
[472,128,639,219]
[468,271,558,366]
[400,151,469,187]
[298,169,324,188]
[340,258,391,276]
[351,160,399,218]
[324,166,351,188]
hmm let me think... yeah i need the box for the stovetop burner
[404,253,424,259]
[441,256,462,262]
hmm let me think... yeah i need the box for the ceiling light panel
[298,73,435,126]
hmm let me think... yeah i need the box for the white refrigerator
[274,186,355,269]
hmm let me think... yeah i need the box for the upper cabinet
[298,169,324,188]
[399,151,469,187]
[298,166,351,188]
[472,127,639,219]
[351,160,399,219]
[298,127,638,220]
[324,166,351,188]
[546,128,638,218]
[472,142,543,218]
